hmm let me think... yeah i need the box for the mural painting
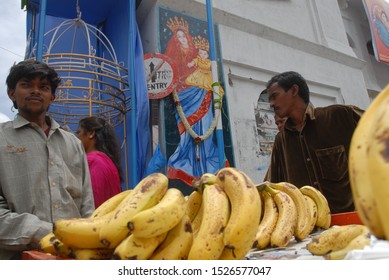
[157,7,230,192]
[363,0,389,63]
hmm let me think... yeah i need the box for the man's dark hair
[266,71,310,104]
[6,60,61,109]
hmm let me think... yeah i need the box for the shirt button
[52,182,56,187]
[313,181,319,186]
[50,161,55,166]
[54,204,59,209]
[306,158,311,162]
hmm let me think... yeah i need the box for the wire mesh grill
[26,16,130,132]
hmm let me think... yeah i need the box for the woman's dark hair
[266,71,310,104]
[6,60,62,109]
[79,116,124,183]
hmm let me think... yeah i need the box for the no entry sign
[144,53,178,99]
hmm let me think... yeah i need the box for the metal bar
[36,0,47,61]
[206,0,225,169]
[128,0,138,187]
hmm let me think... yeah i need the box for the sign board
[144,53,178,99]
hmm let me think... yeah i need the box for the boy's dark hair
[266,71,310,104]
[6,60,61,109]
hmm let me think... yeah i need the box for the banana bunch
[152,167,261,260]
[253,182,331,249]
[39,173,190,259]
[307,224,372,260]
[349,84,389,240]
[114,167,262,260]
[41,169,339,260]
[215,168,262,260]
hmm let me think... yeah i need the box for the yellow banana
[268,181,310,241]
[150,214,193,260]
[192,173,217,190]
[191,198,204,236]
[299,185,331,229]
[188,184,230,260]
[307,224,369,255]
[185,190,203,222]
[216,168,262,260]
[253,191,279,250]
[366,90,389,240]
[200,172,217,185]
[324,227,371,260]
[127,188,186,238]
[38,232,61,255]
[53,212,114,249]
[99,173,168,248]
[265,185,297,248]
[303,194,318,235]
[68,248,114,260]
[53,241,73,259]
[112,233,167,260]
[349,85,389,239]
[90,189,132,218]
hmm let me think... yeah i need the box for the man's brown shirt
[266,103,363,214]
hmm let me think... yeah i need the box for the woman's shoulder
[87,151,110,161]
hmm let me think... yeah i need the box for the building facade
[137,0,389,183]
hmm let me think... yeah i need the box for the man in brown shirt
[265,71,363,214]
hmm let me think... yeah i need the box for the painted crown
[167,16,189,32]
[193,35,209,51]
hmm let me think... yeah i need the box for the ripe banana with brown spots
[127,188,186,239]
[264,185,297,248]
[150,214,193,260]
[268,181,310,241]
[216,168,262,260]
[38,232,61,255]
[112,232,167,260]
[365,87,389,240]
[253,190,279,250]
[188,184,230,260]
[324,226,371,260]
[349,85,389,239]
[53,212,114,249]
[299,185,331,229]
[191,198,204,237]
[68,248,114,260]
[90,189,132,218]
[303,194,318,235]
[99,173,168,248]
[307,224,369,256]
[185,190,203,222]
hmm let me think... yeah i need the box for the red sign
[144,53,178,99]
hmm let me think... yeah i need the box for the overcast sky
[0,1,26,121]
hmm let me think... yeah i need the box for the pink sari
[87,151,121,208]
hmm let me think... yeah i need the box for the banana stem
[266,187,278,196]
[255,181,270,192]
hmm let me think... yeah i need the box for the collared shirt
[0,114,94,259]
[266,103,363,214]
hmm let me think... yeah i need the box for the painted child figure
[185,35,213,90]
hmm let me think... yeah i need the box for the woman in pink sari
[77,116,123,207]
